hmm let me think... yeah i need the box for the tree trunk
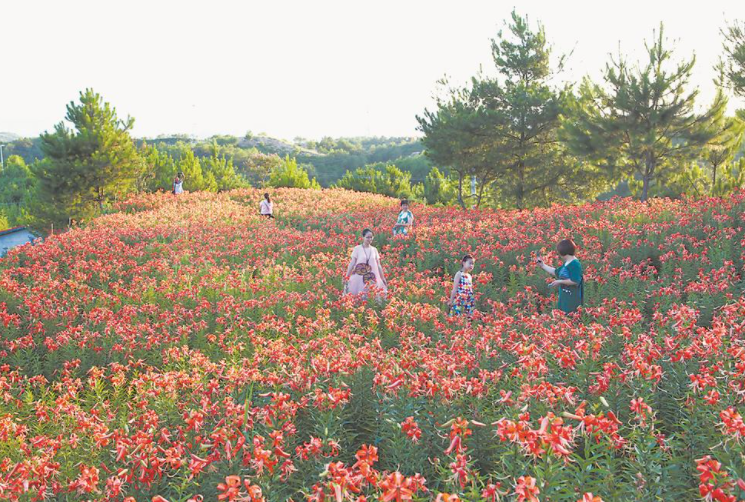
[641,154,655,202]
[516,163,525,210]
[711,164,718,196]
[456,172,466,209]
[476,177,487,208]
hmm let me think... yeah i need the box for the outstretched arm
[536,258,556,277]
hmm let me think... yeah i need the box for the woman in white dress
[344,229,388,297]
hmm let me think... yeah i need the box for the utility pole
[0,145,4,171]
[471,176,477,209]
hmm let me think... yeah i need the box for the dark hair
[557,239,576,257]
[462,254,474,263]
[362,228,373,237]
[264,193,271,202]
[400,199,409,206]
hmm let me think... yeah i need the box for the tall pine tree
[418,11,600,209]
[562,25,726,201]
[32,89,143,223]
[417,85,494,208]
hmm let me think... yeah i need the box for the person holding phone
[172,172,184,195]
[536,239,583,314]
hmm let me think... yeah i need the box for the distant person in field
[392,199,414,236]
[447,255,475,316]
[536,239,584,313]
[260,193,274,218]
[172,172,184,195]
[344,229,388,297]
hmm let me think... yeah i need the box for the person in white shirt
[260,193,274,218]
[172,172,184,195]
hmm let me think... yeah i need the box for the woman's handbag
[354,261,376,285]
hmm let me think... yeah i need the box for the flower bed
[1,189,745,501]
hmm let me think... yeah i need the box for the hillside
[0,132,20,142]
[238,135,321,157]
[1,189,745,499]
[2,134,429,187]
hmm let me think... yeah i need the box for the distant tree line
[0,95,432,230]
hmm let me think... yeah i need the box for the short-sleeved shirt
[555,259,583,313]
[393,210,413,235]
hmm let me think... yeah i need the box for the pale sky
[2,0,744,141]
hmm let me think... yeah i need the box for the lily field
[2,189,745,501]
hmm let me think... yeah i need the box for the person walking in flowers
[447,255,475,316]
[536,238,584,313]
[260,193,274,219]
[344,229,388,297]
[392,199,414,236]
[172,172,184,195]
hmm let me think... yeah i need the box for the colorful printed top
[555,259,583,313]
[451,272,474,316]
[393,210,414,235]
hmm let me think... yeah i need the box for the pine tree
[417,87,484,208]
[268,156,320,189]
[203,141,246,191]
[423,167,456,205]
[418,11,597,209]
[139,144,179,192]
[176,147,211,191]
[703,108,745,195]
[32,89,143,223]
[0,155,36,226]
[0,156,35,205]
[562,25,727,201]
[335,164,414,199]
[720,20,745,97]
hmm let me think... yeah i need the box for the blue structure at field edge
[0,227,36,257]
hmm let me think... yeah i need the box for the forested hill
[0,132,20,142]
[1,134,430,187]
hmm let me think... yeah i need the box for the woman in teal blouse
[536,239,583,313]
[392,199,414,236]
